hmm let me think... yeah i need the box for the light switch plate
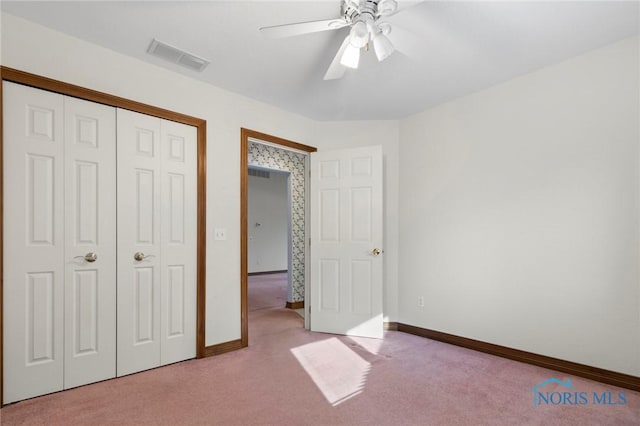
[214,228,227,241]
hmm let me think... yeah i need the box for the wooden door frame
[0,67,208,404]
[240,128,316,346]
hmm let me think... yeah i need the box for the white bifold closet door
[3,82,197,404]
[3,82,117,403]
[116,109,197,377]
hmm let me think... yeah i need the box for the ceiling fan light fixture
[373,32,394,62]
[349,21,369,48]
[340,43,361,69]
[378,22,392,36]
[377,0,398,16]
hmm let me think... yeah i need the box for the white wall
[248,172,289,273]
[399,36,640,375]
[1,14,401,345]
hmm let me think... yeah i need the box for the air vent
[147,38,210,72]
[248,168,271,179]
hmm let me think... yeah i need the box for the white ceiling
[2,1,638,121]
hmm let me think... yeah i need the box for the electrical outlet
[214,228,227,241]
[418,296,425,308]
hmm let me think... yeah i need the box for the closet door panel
[63,96,117,389]
[116,109,162,376]
[3,82,65,403]
[160,120,197,365]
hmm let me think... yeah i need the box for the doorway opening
[240,129,317,347]
[247,166,291,314]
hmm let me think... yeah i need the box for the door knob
[75,252,98,262]
[372,248,382,256]
[134,252,155,261]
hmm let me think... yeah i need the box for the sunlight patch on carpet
[291,338,371,406]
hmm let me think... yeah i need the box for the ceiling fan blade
[260,18,349,39]
[386,24,426,62]
[323,36,351,80]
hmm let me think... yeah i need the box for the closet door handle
[75,252,98,263]
[134,252,155,261]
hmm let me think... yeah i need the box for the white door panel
[116,110,197,375]
[3,82,65,403]
[160,120,197,365]
[116,109,162,376]
[310,145,383,339]
[63,96,116,388]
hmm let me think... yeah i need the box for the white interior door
[116,109,162,376]
[116,109,197,376]
[3,82,65,403]
[63,96,117,389]
[159,119,197,365]
[310,145,384,339]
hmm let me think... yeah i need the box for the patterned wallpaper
[248,141,306,303]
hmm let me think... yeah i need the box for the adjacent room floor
[1,275,638,425]
[248,272,304,319]
[248,272,289,312]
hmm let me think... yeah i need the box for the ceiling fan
[260,0,410,80]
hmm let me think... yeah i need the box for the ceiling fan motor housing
[343,0,396,24]
[343,0,397,36]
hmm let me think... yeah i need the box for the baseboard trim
[396,323,640,392]
[203,339,244,357]
[248,270,288,276]
[384,322,398,331]
[286,301,304,309]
